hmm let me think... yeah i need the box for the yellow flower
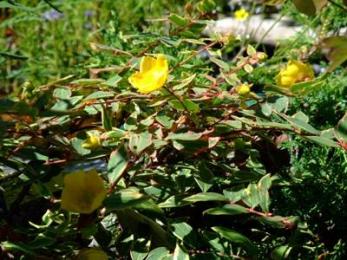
[276,60,314,88]
[61,170,107,214]
[76,248,108,260]
[82,133,101,150]
[128,54,169,94]
[235,84,251,96]
[234,8,250,21]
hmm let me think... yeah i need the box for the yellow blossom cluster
[276,60,314,88]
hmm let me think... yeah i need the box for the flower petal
[61,170,106,214]
[140,56,157,73]
[128,54,169,94]
[76,248,108,260]
[276,60,314,88]
[236,84,251,96]
[129,71,158,94]
[155,54,168,70]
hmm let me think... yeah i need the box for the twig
[43,0,63,13]
[163,86,190,113]
[169,41,219,73]
[35,74,75,92]
[44,159,67,166]
[328,0,347,11]
[248,207,272,217]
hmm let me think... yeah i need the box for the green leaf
[242,184,260,209]
[246,45,257,56]
[194,176,213,192]
[107,145,128,183]
[146,247,170,260]
[106,129,126,140]
[194,162,214,192]
[290,75,326,94]
[257,174,272,212]
[335,113,347,143]
[84,104,99,115]
[293,0,327,16]
[104,75,122,88]
[293,0,315,15]
[173,243,190,260]
[197,0,216,13]
[53,87,72,100]
[166,132,202,141]
[158,195,192,208]
[244,64,254,73]
[222,72,239,86]
[1,241,35,255]
[156,114,174,129]
[131,250,148,260]
[273,96,289,112]
[282,114,320,135]
[117,209,171,248]
[313,0,328,11]
[129,132,153,154]
[255,121,292,130]
[183,99,200,113]
[104,188,149,210]
[271,245,292,260]
[293,111,309,123]
[258,174,272,190]
[211,226,257,256]
[204,204,248,215]
[173,74,196,90]
[0,51,28,60]
[169,99,200,113]
[133,199,164,215]
[259,215,298,229]
[102,106,113,131]
[171,222,193,242]
[169,100,185,111]
[28,233,55,248]
[210,57,229,71]
[85,91,114,100]
[261,103,272,117]
[0,2,34,11]
[202,231,225,253]
[223,189,244,202]
[305,136,339,147]
[71,78,105,86]
[71,136,90,155]
[169,14,189,27]
[141,117,154,126]
[184,192,228,203]
[322,36,347,72]
[51,100,69,111]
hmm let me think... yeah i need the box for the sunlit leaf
[107,145,128,183]
[211,226,257,256]
[322,36,347,72]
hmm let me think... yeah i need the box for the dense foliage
[1,0,347,259]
